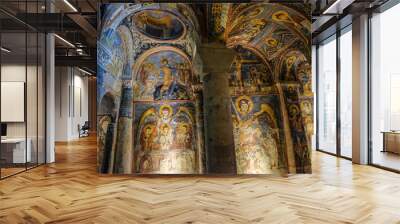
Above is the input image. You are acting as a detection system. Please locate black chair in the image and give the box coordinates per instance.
[79,121,90,138]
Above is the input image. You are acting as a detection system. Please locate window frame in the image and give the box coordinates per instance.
[315,24,353,160]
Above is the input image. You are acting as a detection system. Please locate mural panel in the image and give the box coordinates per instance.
[134,102,197,174]
[228,48,289,174]
[229,50,273,95]
[281,85,311,173]
[133,50,193,101]
[231,94,286,174]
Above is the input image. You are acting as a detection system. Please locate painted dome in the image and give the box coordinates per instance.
[133,10,185,40]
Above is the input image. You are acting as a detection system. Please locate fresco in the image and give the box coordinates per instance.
[130,48,200,174]
[282,85,311,173]
[98,3,202,175]
[98,3,312,175]
[229,49,289,174]
[134,102,197,174]
[224,3,312,174]
[231,95,286,174]
[133,50,193,101]
[279,50,307,82]
[133,10,185,40]
[226,4,311,62]
[229,49,273,95]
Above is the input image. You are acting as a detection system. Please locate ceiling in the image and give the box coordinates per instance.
[0,0,386,75]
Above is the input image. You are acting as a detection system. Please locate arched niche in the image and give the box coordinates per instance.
[131,47,200,174]
[132,46,194,101]
[228,46,274,95]
[277,50,312,173]
[116,25,134,69]
[98,92,117,173]
[228,48,289,174]
[99,92,117,118]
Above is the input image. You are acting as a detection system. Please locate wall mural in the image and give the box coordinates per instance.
[133,10,185,41]
[134,102,197,174]
[231,94,285,174]
[226,4,311,62]
[133,49,199,174]
[229,48,274,95]
[98,3,312,175]
[282,85,311,173]
[229,48,288,174]
[133,50,193,101]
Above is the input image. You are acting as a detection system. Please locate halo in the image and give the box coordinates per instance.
[247,6,263,18]
[161,57,169,64]
[286,55,297,67]
[177,122,190,132]
[178,122,189,128]
[288,104,299,117]
[235,96,253,115]
[159,105,173,117]
[143,124,156,131]
[272,11,290,22]
[160,123,171,130]
[264,37,278,47]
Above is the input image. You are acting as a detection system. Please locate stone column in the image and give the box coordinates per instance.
[113,63,133,174]
[194,88,205,174]
[200,43,236,174]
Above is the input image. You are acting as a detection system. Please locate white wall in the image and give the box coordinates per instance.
[1,65,26,139]
[1,63,46,164]
[1,65,39,138]
[55,66,69,141]
[55,67,89,141]
[72,73,89,138]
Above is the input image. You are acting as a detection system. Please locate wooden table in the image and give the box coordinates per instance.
[382,131,400,154]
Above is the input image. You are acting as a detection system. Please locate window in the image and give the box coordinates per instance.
[340,27,352,158]
[317,35,337,154]
[370,3,400,171]
[316,25,353,159]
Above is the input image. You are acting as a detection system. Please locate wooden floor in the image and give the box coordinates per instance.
[373,150,400,171]
[1,136,400,224]
[0,167,26,178]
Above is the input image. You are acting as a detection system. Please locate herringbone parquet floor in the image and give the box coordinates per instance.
[1,135,400,224]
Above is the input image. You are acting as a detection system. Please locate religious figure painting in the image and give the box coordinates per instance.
[134,102,197,174]
[229,48,274,96]
[279,51,308,82]
[258,26,298,61]
[281,85,311,173]
[229,57,273,95]
[231,95,285,174]
[134,50,193,101]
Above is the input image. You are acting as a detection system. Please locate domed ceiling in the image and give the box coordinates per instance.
[132,10,186,41]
